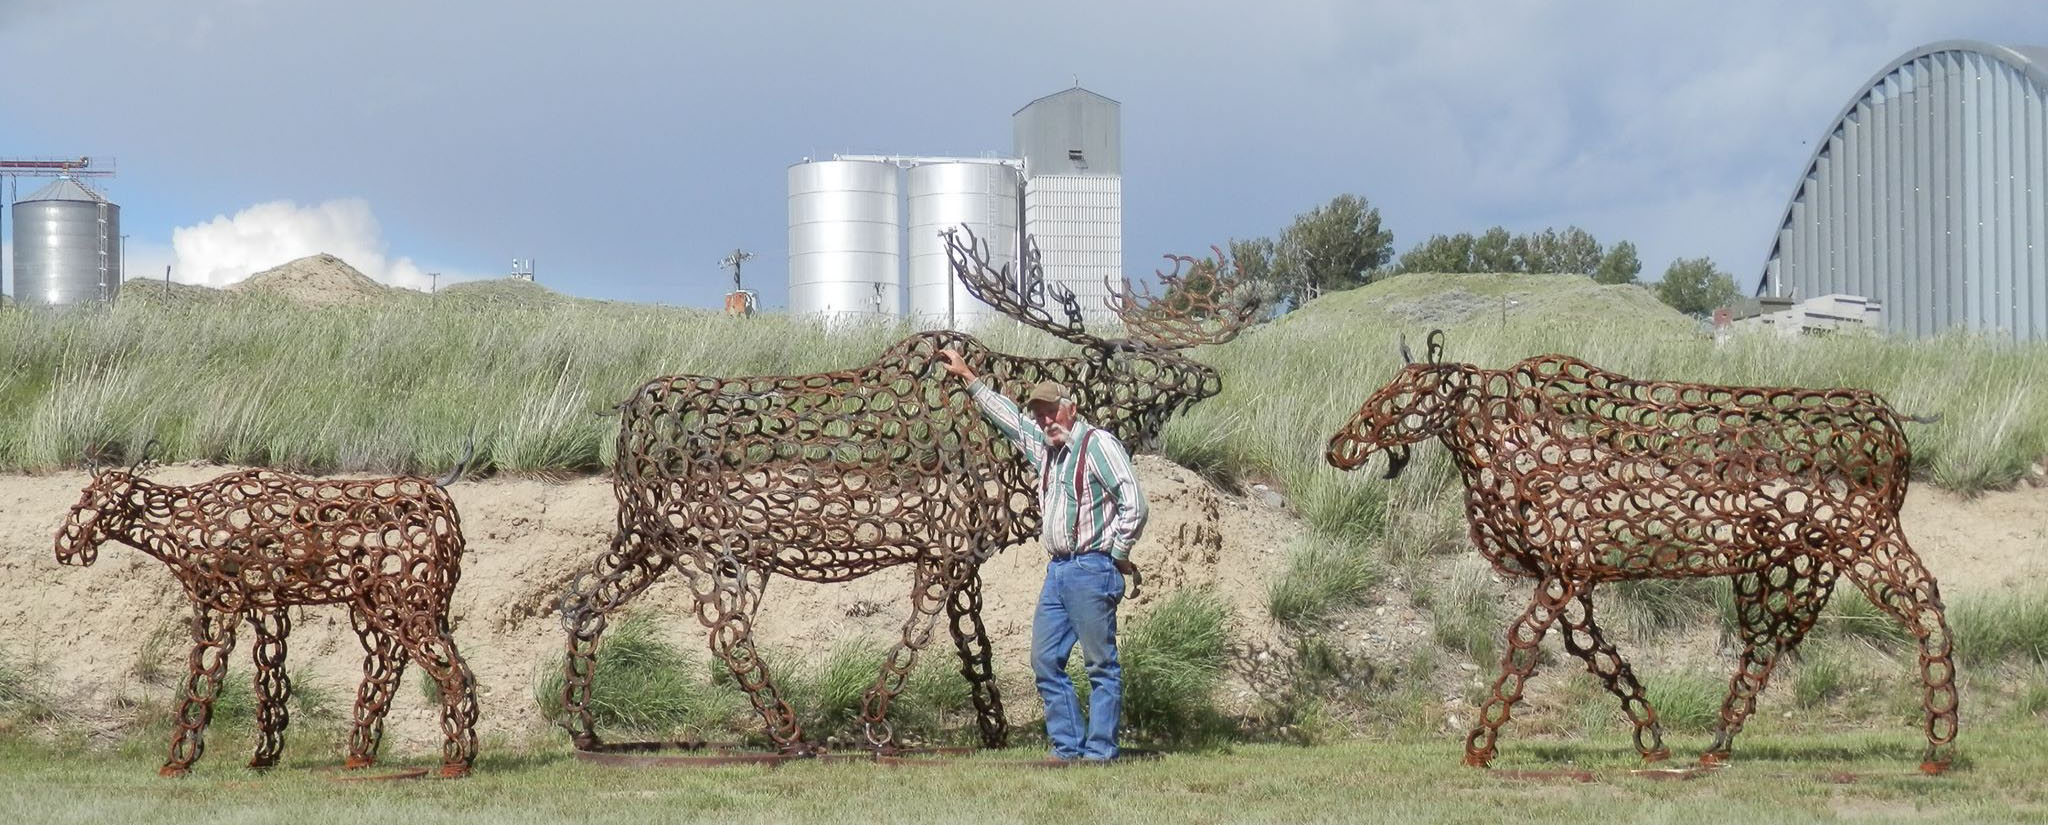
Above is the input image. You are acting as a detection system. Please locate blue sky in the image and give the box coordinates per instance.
[1,0,2040,308]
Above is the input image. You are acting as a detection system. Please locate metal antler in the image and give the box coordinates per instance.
[1104,247,1261,350]
[943,225,1099,346]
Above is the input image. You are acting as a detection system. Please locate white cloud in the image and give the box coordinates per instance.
[169,198,469,291]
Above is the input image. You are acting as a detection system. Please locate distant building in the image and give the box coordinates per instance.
[786,85,1127,329]
[1014,87,1123,325]
[1754,40,2048,339]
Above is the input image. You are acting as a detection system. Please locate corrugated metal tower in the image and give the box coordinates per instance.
[12,177,122,308]
[787,159,902,321]
[1015,87,1123,324]
[1756,40,2048,339]
[907,161,1021,329]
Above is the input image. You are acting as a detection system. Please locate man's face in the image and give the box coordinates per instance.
[1029,399,1077,447]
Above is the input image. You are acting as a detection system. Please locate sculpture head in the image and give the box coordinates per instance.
[55,440,159,566]
[943,226,1262,447]
[1325,330,1478,479]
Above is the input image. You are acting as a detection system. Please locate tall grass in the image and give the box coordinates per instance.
[1950,589,2048,665]
[0,648,55,728]
[758,640,971,745]
[1119,588,1233,745]
[0,300,1066,474]
[532,612,743,739]
[1267,535,1381,632]
[6,274,2043,496]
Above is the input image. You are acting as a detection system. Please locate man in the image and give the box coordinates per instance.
[938,349,1146,762]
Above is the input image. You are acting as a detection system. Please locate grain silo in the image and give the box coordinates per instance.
[12,178,121,308]
[1015,86,1122,324]
[787,159,901,321]
[907,161,1021,330]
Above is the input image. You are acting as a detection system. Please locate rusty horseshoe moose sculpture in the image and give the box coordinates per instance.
[53,441,481,778]
[1325,332,1956,774]
[556,227,1259,754]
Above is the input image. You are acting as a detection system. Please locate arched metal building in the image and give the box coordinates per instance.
[1755,40,2048,339]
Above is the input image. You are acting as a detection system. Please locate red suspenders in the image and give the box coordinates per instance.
[1038,428,1097,552]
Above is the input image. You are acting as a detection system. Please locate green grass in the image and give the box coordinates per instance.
[0,298,1066,474]
[8,272,2044,496]
[532,612,744,740]
[1949,588,2048,665]
[1266,536,1381,632]
[1604,578,1722,639]
[1160,273,2048,548]
[1791,645,1852,709]
[757,640,972,747]
[1640,670,1727,734]
[1119,588,1233,745]
[1430,558,1500,664]
[4,731,2047,824]
[0,649,56,730]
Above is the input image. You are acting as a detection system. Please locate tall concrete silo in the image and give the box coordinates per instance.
[13,178,121,308]
[907,161,1020,330]
[1015,87,1122,324]
[787,160,901,321]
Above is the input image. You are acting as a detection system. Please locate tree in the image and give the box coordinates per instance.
[1551,226,1603,275]
[1471,226,1518,272]
[1270,194,1395,307]
[1396,232,1477,273]
[1594,241,1642,285]
[1655,257,1739,316]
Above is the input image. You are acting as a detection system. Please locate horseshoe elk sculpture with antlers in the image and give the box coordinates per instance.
[555,227,1259,754]
[1325,332,1956,774]
[53,442,481,778]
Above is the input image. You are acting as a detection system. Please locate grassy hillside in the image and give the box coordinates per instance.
[1162,272,2048,540]
[5,271,2044,489]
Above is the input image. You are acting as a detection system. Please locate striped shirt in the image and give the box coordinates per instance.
[969,381,1148,561]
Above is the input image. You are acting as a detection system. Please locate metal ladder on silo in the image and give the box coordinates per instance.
[96,201,109,304]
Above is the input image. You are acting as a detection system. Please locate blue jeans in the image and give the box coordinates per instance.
[1033,553,1124,760]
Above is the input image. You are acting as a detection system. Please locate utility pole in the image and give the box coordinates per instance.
[719,248,753,292]
[720,248,757,317]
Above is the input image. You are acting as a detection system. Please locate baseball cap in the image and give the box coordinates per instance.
[1025,380,1067,407]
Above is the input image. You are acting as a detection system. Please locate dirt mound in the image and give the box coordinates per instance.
[0,455,1300,754]
[227,254,394,307]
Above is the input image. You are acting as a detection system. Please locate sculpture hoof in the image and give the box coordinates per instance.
[1919,760,1950,776]
[1698,752,1729,767]
[343,756,375,770]
[437,763,472,779]
[1642,748,1671,764]
[158,765,191,778]
[1463,751,1494,768]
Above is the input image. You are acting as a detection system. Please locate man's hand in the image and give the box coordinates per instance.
[1114,558,1142,600]
[938,349,976,382]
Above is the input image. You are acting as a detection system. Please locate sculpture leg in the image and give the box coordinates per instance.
[162,604,238,777]
[393,590,479,778]
[859,561,958,750]
[685,534,806,753]
[1703,555,1835,765]
[1464,577,1574,768]
[557,528,675,749]
[1845,526,1957,774]
[946,562,1008,748]
[246,607,294,769]
[1559,589,1665,762]
[344,608,407,769]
